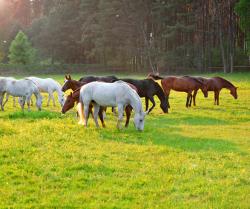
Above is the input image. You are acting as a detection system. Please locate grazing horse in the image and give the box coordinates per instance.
[79,75,118,83]
[26,77,65,107]
[149,74,208,107]
[195,76,238,105]
[0,78,43,111]
[79,81,147,131]
[62,75,135,127]
[62,88,106,127]
[121,78,168,113]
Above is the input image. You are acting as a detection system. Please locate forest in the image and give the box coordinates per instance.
[0,0,249,73]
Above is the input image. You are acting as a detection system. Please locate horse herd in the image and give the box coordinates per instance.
[0,74,238,131]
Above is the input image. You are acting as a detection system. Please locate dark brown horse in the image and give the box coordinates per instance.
[120,78,168,113]
[79,75,118,83]
[195,76,238,105]
[149,74,208,108]
[62,88,106,127]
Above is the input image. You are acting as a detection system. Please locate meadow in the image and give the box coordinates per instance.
[0,72,249,208]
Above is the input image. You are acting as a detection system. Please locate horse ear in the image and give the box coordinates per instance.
[65,75,68,80]
[68,75,71,80]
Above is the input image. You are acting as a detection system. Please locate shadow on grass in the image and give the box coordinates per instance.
[1,110,61,120]
[100,127,239,153]
[149,131,238,152]
[151,114,232,126]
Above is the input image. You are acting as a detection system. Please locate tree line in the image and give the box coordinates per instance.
[0,0,249,73]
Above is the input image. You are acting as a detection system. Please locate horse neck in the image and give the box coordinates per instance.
[55,85,64,98]
[71,81,82,91]
[72,90,80,102]
[218,78,235,90]
[155,84,166,103]
[128,90,143,114]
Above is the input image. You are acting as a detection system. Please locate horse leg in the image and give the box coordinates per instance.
[117,104,124,130]
[26,96,31,111]
[193,90,198,106]
[186,92,192,108]
[47,92,51,106]
[112,107,117,115]
[186,93,189,108]
[51,92,56,107]
[89,103,94,119]
[3,93,9,107]
[214,92,217,105]
[125,105,132,128]
[30,97,33,106]
[166,94,170,108]
[145,97,149,111]
[99,107,106,128]
[217,91,220,105]
[93,104,100,128]
[83,103,90,127]
[189,94,192,107]
[102,107,107,119]
[48,91,56,107]
[163,89,171,108]
[148,96,156,113]
[0,93,5,111]
[77,102,85,125]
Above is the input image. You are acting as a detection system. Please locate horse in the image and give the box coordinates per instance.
[121,78,168,113]
[194,76,238,105]
[79,81,147,131]
[62,75,135,127]
[78,75,118,83]
[149,74,208,107]
[0,77,16,107]
[26,77,65,107]
[0,78,43,111]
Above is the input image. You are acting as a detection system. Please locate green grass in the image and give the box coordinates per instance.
[0,72,249,208]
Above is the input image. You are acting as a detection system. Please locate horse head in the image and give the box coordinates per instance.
[134,110,148,131]
[230,86,238,99]
[62,92,76,114]
[36,94,43,111]
[160,101,168,113]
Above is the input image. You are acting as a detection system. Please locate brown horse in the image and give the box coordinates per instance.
[195,76,238,105]
[149,74,208,107]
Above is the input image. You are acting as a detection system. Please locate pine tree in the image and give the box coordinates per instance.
[8,31,36,64]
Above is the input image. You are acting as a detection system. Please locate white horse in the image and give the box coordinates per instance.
[79,81,148,131]
[26,77,65,107]
[0,77,17,107]
[0,78,43,111]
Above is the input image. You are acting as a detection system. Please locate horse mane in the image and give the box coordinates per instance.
[183,76,204,85]
[213,77,236,88]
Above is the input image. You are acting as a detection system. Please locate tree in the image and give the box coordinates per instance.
[8,31,36,64]
[235,0,250,58]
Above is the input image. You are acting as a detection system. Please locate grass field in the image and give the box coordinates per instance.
[0,72,249,208]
